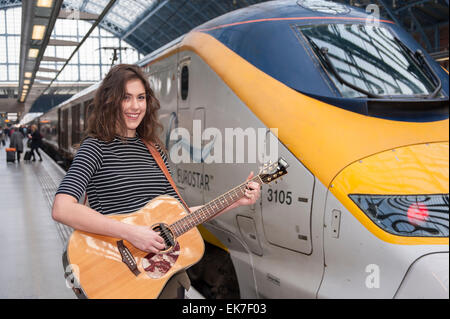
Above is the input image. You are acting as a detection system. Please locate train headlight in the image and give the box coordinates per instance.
[349,194,449,237]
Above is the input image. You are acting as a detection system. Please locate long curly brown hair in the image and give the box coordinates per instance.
[85,64,163,146]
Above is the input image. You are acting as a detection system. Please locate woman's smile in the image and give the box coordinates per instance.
[121,79,147,137]
[124,112,141,120]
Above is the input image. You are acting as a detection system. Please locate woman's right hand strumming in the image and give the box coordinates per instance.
[124,225,166,254]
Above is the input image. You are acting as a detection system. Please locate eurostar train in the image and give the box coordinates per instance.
[32,0,449,298]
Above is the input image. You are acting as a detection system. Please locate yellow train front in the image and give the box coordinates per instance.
[139,0,449,298]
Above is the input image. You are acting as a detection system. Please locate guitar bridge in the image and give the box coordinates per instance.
[117,240,141,276]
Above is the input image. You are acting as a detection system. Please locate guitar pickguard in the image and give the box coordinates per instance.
[142,243,180,279]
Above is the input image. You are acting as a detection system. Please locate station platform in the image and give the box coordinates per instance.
[0,139,75,299]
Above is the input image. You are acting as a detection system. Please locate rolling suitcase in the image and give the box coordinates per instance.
[6,147,16,163]
[24,150,32,161]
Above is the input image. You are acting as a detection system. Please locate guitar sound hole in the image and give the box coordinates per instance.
[152,223,176,251]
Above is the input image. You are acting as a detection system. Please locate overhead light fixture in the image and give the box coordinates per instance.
[436,57,449,62]
[24,79,30,84]
[23,85,29,89]
[28,48,39,58]
[25,72,32,78]
[32,25,46,40]
[37,0,53,8]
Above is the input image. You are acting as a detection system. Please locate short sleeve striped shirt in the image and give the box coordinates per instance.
[56,136,180,215]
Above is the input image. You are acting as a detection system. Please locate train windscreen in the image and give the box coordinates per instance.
[299,24,438,98]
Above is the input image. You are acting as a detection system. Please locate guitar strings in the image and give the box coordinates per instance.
[170,175,263,236]
[156,225,174,249]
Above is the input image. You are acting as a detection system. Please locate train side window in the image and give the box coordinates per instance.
[181,65,189,100]
[84,99,93,130]
[72,104,80,145]
[62,109,69,150]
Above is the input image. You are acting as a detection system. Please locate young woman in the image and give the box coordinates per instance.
[52,64,260,299]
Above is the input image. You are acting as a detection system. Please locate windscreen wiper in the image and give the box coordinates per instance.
[415,49,442,99]
[318,46,383,99]
[305,34,382,98]
[394,37,442,99]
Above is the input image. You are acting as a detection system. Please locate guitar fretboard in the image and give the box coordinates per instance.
[170,176,262,237]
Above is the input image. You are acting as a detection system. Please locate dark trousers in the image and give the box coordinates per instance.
[31,146,42,160]
[158,271,190,299]
[16,150,22,162]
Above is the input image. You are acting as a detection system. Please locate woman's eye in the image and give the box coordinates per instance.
[124,96,131,101]
[138,95,145,100]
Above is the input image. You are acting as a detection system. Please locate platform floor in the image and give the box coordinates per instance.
[0,139,75,299]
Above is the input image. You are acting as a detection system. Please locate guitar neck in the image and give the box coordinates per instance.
[170,176,263,237]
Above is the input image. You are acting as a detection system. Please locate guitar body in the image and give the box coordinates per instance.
[65,195,205,299]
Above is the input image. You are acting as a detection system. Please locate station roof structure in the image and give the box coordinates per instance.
[0,0,448,123]
[338,0,449,59]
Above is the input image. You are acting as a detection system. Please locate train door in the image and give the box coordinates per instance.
[254,130,326,298]
[175,54,205,206]
[260,130,314,255]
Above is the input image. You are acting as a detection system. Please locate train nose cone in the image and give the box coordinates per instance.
[329,142,449,244]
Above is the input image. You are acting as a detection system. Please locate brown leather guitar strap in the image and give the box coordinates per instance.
[142,140,190,213]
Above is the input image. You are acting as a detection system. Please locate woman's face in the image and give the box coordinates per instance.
[121,79,147,137]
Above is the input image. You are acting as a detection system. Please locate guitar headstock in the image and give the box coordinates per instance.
[259,157,289,184]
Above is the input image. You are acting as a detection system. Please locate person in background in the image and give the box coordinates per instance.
[10,126,24,162]
[0,126,5,147]
[28,124,43,161]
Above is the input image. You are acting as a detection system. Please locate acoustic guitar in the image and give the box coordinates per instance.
[63,158,289,299]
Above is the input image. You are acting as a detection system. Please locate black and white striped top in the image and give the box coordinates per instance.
[56,136,179,215]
